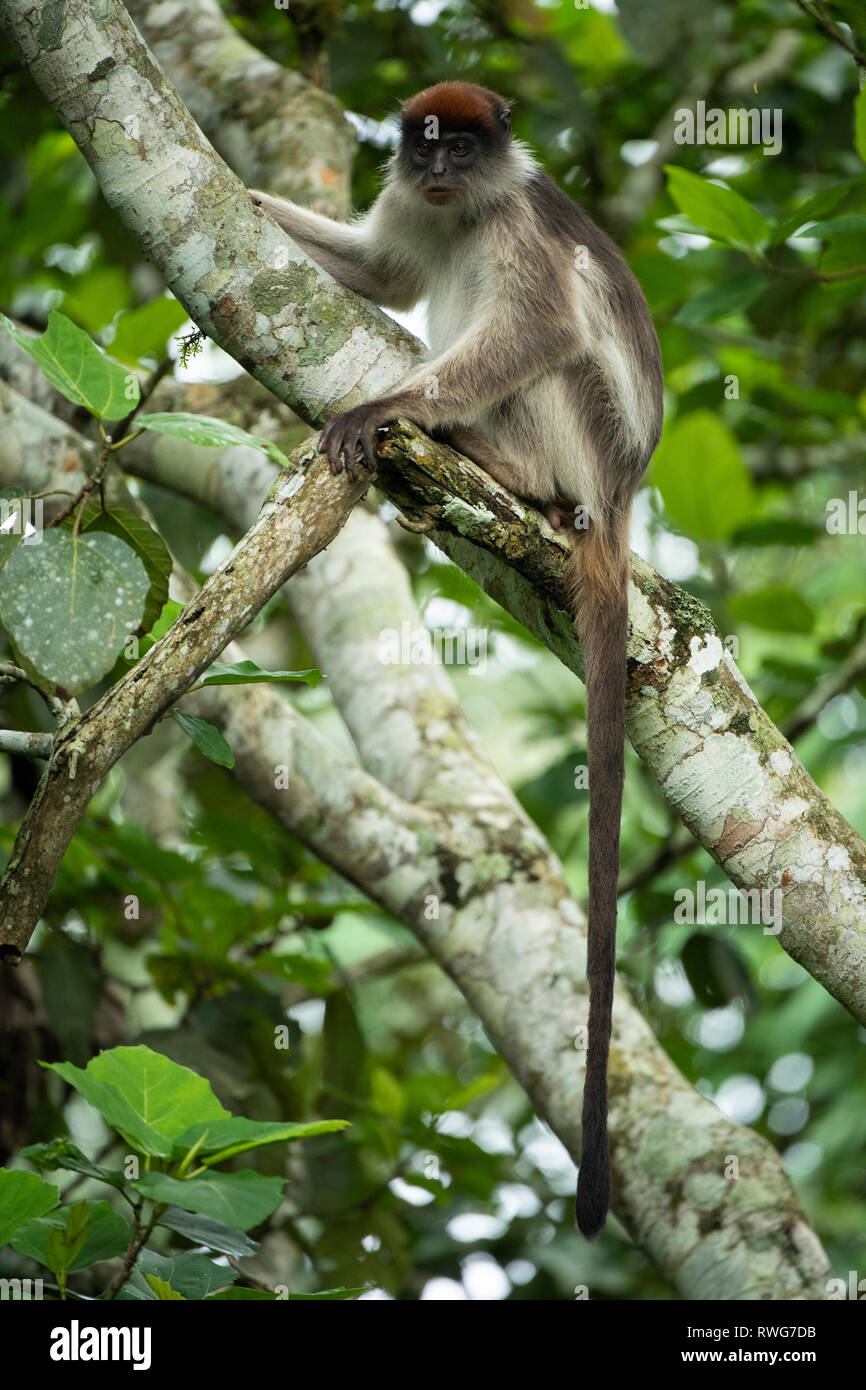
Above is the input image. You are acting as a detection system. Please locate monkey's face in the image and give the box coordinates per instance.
[397,85,512,209]
[398,128,502,206]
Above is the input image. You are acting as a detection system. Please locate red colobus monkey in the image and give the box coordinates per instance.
[251,82,663,1239]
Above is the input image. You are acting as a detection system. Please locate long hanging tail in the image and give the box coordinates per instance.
[567,510,631,1240]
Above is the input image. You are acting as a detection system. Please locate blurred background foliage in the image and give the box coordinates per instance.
[0,0,865,1300]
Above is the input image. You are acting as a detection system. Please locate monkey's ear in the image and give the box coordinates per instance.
[500,107,512,135]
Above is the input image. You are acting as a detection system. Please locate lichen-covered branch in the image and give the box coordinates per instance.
[186,511,830,1298]
[125,0,355,217]
[0,0,419,431]
[370,425,866,1028]
[3,368,864,1022]
[0,370,834,1293]
[0,436,371,959]
[2,0,864,1015]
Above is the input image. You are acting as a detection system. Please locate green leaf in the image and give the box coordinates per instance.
[833,0,866,30]
[110,296,188,367]
[146,1274,186,1300]
[856,87,866,164]
[45,1045,230,1158]
[61,268,130,337]
[0,530,150,692]
[20,1140,126,1191]
[172,710,235,769]
[201,660,323,689]
[674,273,765,326]
[681,933,755,1009]
[156,1207,259,1257]
[0,310,139,419]
[727,586,815,634]
[174,1117,350,1165]
[0,1169,59,1246]
[132,1170,285,1231]
[731,518,822,547]
[136,597,185,656]
[798,216,866,240]
[11,1201,128,1272]
[43,1201,91,1275]
[771,179,862,245]
[665,166,770,251]
[138,412,289,468]
[652,411,755,539]
[69,502,172,634]
[137,1250,235,1299]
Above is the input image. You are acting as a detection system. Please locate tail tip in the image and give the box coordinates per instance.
[575,1178,609,1241]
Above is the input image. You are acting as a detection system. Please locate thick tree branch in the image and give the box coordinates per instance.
[3,368,865,1021]
[0,369,833,1292]
[185,510,830,1297]
[125,0,356,217]
[2,0,864,1015]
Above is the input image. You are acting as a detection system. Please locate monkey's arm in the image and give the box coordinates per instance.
[319,281,574,476]
[249,192,423,311]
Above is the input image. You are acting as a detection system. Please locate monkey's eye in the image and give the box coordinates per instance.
[415,142,431,156]
[452,141,470,156]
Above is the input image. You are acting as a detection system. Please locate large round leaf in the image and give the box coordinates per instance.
[651,411,755,540]
[0,529,149,691]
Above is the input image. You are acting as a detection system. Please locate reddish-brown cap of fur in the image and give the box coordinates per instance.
[401,82,508,133]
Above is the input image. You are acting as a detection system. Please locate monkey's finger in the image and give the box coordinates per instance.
[319,430,343,475]
[360,425,379,469]
[319,424,344,474]
[343,427,364,478]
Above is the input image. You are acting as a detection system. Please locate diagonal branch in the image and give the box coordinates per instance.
[1,0,865,1020]
[0,433,371,959]
[185,509,831,1297]
[0,366,833,1294]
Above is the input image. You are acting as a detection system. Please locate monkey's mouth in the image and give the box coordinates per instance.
[422,187,460,205]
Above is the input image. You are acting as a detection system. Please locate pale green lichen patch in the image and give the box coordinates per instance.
[249,264,318,315]
[683,1168,729,1211]
[442,498,497,533]
[297,294,353,365]
[90,117,143,161]
[461,853,513,888]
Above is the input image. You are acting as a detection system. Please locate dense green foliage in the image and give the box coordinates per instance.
[0,0,864,1300]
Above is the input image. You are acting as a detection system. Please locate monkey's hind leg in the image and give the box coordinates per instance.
[434,425,520,491]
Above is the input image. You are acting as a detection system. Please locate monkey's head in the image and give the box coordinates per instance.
[397,82,512,208]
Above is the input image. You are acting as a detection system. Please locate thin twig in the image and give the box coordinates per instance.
[104,1201,164,1300]
[0,662,79,724]
[111,355,172,443]
[46,436,113,530]
[785,629,866,743]
[792,0,866,71]
[773,262,866,282]
[0,730,53,758]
